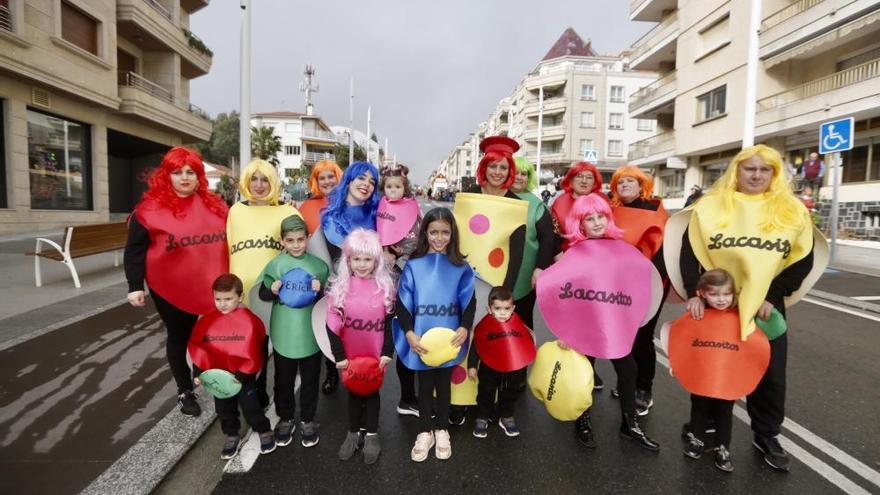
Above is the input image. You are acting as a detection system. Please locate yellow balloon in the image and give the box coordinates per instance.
[419,327,461,367]
[528,341,593,421]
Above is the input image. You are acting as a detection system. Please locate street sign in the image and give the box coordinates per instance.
[819,117,854,154]
[583,148,598,162]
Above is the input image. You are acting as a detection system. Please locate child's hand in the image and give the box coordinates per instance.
[379,356,392,369]
[406,331,428,355]
[451,326,468,347]
[531,268,543,288]
[271,280,282,295]
[311,279,321,292]
[755,301,773,321]
[556,340,571,350]
[468,368,478,380]
[336,359,349,370]
[127,291,145,307]
[193,376,201,386]
[382,250,397,266]
[687,297,705,320]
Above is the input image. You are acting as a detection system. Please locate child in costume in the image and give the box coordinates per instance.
[394,207,476,462]
[188,274,275,459]
[468,286,535,438]
[325,229,395,464]
[257,215,330,448]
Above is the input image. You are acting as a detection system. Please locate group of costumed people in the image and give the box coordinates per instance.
[123,139,826,472]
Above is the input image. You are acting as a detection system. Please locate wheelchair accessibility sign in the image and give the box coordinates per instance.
[819,117,854,154]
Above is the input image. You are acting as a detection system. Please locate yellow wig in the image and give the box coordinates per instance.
[238,159,282,204]
[308,160,343,198]
[609,165,654,206]
[702,144,806,232]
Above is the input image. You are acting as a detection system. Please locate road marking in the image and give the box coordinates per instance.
[853,296,880,301]
[655,343,878,493]
[802,297,880,322]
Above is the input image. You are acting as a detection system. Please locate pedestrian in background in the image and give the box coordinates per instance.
[801,152,825,199]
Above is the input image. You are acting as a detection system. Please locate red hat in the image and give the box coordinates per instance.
[479,136,520,156]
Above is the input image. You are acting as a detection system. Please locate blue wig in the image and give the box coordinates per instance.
[321,161,380,238]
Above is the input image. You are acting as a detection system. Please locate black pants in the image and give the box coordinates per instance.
[691,394,734,447]
[151,291,197,394]
[632,283,671,393]
[514,289,537,329]
[347,391,380,433]
[215,381,271,436]
[396,357,417,403]
[417,367,453,432]
[273,351,322,422]
[589,354,637,416]
[476,364,526,420]
[255,340,270,407]
[747,332,787,438]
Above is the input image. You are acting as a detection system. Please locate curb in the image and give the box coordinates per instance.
[806,289,880,315]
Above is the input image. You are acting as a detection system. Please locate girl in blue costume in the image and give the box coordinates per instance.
[394,207,476,462]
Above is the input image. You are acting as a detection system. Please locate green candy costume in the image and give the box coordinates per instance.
[260,251,330,359]
[513,191,549,300]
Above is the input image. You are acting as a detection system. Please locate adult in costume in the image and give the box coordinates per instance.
[666,144,827,471]
[551,161,607,252]
[124,147,229,417]
[609,165,669,415]
[299,159,343,235]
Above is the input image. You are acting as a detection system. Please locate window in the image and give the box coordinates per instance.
[28,109,92,210]
[661,171,685,198]
[842,145,869,184]
[637,119,654,131]
[696,85,726,122]
[608,113,624,130]
[609,86,625,103]
[579,112,595,128]
[284,145,301,156]
[1,0,13,33]
[580,84,596,101]
[61,1,98,55]
[608,140,624,157]
[579,139,594,154]
[284,123,299,133]
[697,13,730,60]
[0,99,5,208]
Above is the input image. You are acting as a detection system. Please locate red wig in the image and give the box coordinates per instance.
[308,159,343,198]
[476,151,516,190]
[142,146,228,218]
[560,161,603,195]
[609,165,654,206]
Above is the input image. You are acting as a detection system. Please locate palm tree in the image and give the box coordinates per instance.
[251,125,282,166]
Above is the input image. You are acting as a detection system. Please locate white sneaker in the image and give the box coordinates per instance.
[411,432,434,462]
[434,429,451,460]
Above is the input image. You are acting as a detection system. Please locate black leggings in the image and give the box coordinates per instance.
[347,391,381,433]
[589,354,637,416]
[417,367,453,432]
[514,290,537,329]
[691,395,734,447]
[631,283,671,393]
[274,351,322,422]
[215,381,271,436]
[396,357,417,403]
[151,291,197,394]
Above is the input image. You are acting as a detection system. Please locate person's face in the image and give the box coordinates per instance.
[350,253,376,278]
[347,173,376,205]
[317,169,338,197]
[571,171,596,196]
[616,176,641,203]
[736,155,774,195]
[488,298,515,323]
[170,165,198,197]
[485,159,510,189]
[581,212,608,238]
[281,230,307,257]
[700,284,735,311]
[213,289,241,314]
[809,152,819,161]
[426,219,452,254]
[384,176,405,201]
[511,169,529,193]
[248,171,271,200]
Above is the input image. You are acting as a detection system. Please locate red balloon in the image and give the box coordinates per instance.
[341,356,385,396]
[473,313,536,372]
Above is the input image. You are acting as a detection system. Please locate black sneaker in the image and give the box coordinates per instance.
[473,419,489,439]
[177,391,201,417]
[322,369,339,394]
[274,419,296,447]
[610,387,619,398]
[300,421,320,448]
[259,431,276,455]
[593,372,604,391]
[575,410,596,448]
[220,435,240,460]
[683,433,704,459]
[753,435,791,472]
[682,422,715,439]
[396,400,419,417]
[448,406,466,426]
[635,389,653,416]
[499,417,520,437]
[715,445,734,472]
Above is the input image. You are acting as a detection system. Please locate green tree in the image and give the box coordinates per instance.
[194,111,239,165]
[251,125,282,166]
[333,142,366,168]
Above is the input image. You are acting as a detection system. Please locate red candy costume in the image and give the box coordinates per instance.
[611,200,668,259]
[473,313,536,372]
[188,308,266,375]
[299,197,327,236]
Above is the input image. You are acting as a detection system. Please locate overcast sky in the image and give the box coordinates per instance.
[190,1,651,183]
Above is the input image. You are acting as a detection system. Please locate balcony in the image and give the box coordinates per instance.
[756,58,880,136]
[301,151,335,165]
[628,130,675,166]
[523,123,567,142]
[117,71,212,141]
[1,4,13,32]
[180,0,210,13]
[630,0,678,21]
[525,151,568,164]
[629,10,679,70]
[523,96,567,117]
[116,0,212,77]
[629,70,677,118]
[760,0,880,65]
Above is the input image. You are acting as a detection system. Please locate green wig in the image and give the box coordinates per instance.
[514,156,538,192]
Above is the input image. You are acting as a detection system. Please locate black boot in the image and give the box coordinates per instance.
[575,410,596,448]
[620,413,660,451]
[322,360,339,394]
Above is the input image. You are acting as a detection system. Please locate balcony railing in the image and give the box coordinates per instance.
[629,71,677,113]
[628,130,675,160]
[302,129,337,141]
[630,10,679,62]
[302,152,335,163]
[761,0,824,31]
[1,4,13,32]
[118,71,210,120]
[757,58,880,111]
[145,0,173,21]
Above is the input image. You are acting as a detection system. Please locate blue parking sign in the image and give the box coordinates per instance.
[819,117,854,154]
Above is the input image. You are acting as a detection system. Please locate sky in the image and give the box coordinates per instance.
[190,1,651,184]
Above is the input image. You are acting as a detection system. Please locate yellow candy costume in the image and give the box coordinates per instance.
[453,192,527,288]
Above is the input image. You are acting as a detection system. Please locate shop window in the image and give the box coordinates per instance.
[871,143,880,181]
[27,108,92,210]
[61,1,98,55]
[842,145,868,183]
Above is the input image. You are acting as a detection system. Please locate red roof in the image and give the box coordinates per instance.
[542,28,598,60]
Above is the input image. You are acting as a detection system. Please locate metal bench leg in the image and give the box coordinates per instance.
[34,254,42,287]
[114,250,120,267]
[64,254,82,289]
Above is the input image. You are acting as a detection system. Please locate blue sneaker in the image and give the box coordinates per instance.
[499,417,520,437]
[259,431,276,454]
[220,435,240,460]
[473,419,489,439]
[274,419,295,447]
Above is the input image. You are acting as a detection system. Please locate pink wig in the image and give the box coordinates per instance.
[142,147,228,219]
[564,193,623,245]
[328,228,396,312]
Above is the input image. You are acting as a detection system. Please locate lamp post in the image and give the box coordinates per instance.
[239,0,251,169]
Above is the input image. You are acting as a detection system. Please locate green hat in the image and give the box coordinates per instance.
[281,214,307,234]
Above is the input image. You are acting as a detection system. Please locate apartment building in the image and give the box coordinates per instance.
[249,111,337,178]
[627,0,880,238]
[441,128,483,191]
[0,0,213,234]
[330,126,381,166]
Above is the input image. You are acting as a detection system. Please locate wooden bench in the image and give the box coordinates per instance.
[25,221,128,288]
